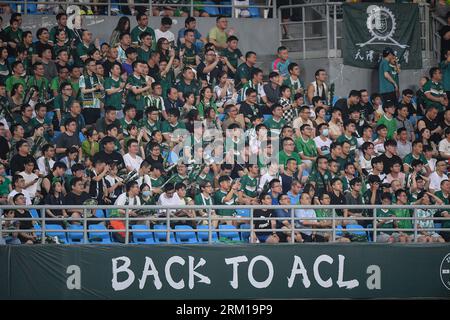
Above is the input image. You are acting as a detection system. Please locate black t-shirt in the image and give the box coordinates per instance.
[330,191,346,216]
[419,116,442,144]
[44,194,64,217]
[197,61,223,86]
[15,209,33,243]
[334,98,351,120]
[56,132,81,152]
[64,191,90,206]
[280,173,294,194]
[253,209,273,236]
[357,102,374,121]
[145,155,164,168]
[378,153,402,175]
[0,136,10,160]
[93,150,125,169]
[9,154,37,175]
[88,170,105,202]
[239,101,263,120]
[439,25,450,61]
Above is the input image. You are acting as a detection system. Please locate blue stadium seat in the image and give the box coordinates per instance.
[240,223,251,242]
[131,225,155,244]
[153,224,175,243]
[235,209,250,217]
[346,224,367,237]
[220,0,232,17]
[95,209,105,218]
[33,223,42,238]
[30,209,40,219]
[248,5,261,18]
[88,224,112,243]
[336,225,344,237]
[174,225,198,243]
[434,223,442,230]
[45,224,68,244]
[196,225,219,242]
[203,1,221,16]
[67,224,85,244]
[219,224,241,241]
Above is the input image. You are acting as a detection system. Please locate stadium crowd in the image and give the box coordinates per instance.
[0,10,449,245]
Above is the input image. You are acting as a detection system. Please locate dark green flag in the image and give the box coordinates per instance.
[343,3,422,69]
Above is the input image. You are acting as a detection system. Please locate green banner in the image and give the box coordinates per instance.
[342,3,422,69]
[1,244,450,299]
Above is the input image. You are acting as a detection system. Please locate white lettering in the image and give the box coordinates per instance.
[189,257,211,289]
[66,265,81,290]
[225,256,248,289]
[165,256,185,290]
[313,255,333,288]
[287,256,311,288]
[139,257,162,290]
[337,255,359,289]
[366,265,381,290]
[112,256,135,291]
[247,256,274,289]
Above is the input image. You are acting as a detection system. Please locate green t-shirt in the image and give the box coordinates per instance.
[378,58,398,94]
[131,26,156,49]
[161,121,186,134]
[26,76,50,101]
[278,150,302,168]
[393,208,413,232]
[49,26,75,45]
[213,189,237,216]
[0,176,11,196]
[14,116,34,138]
[194,193,213,206]
[137,47,153,63]
[377,114,397,140]
[176,79,200,99]
[283,76,304,101]
[50,76,65,95]
[126,74,146,111]
[5,75,26,95]
[138,118,161,136]
[196,100,218,119]
[235,62,254,89]
[296,137,318,158]
[240,174,258,198]
[403,153,428,168]
[220,48,243,76]
[104,76,124,110]
[377,208,395,235]
[81,140,99,158]
[180,44,198,67]
[119,118,138,136]
[336,134,358,156]
[74,42,96,67]
[422,80,446,112]
[53,95,74,115]
[264,117,286,136]
[308,169,332,194]
[4,26,22,47]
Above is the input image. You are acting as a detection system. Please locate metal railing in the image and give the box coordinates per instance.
[1,205,449,245]
[431,13,447,62]
[278,2,431,59]
[0,0,278,18]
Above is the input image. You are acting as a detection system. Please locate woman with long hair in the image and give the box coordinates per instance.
[214,70,237,109]
[419,128,439,157]
[197,86,220,119]
[110,16,130,47]
[8,83,24,117]
[156,37,171,63]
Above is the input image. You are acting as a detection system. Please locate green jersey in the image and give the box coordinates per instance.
[264,117,286,136]
[440,60,450,91]
[296,137,318,158]
[283,76,304,102]
[161,121,186,134]
[403,153,428,168]
[131,26,156,48]
[376,208,395,235]
[139,119,161,136]
[393,208,413,233]
[119,118,138,136]
[235,62,254,89]
[240,174,258,198]
[74,42,96,67]
[213,189,237,216]
[26,76,50,101]
[378,58,398,94]
[278,150,302,168]
[5,75,26,95]
[49,26,75,45]
[220,48,243,76]
[422,79,446,112]
[137,47,153,63]
[196,100,218,119]
[308,169,332,194]
[194,193,213,206]
[104,76,124,110]
[126,74,146,111]
[377,114,397,140]
[180,44,199,67]
[176,79,200,99]
[53,95,74,115]
[13,116,34,138]
[336,134,358,156]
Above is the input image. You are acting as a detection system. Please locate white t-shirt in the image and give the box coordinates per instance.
[8,189,32,205]
[114,193,141,206]
[439,138,450,158]
[313,136,332,156]
[155,29,175,43]
[429,172,449,192]
[123,153,143,172]
[157,192,184,216]
[36,157,55,176]
[359,154,374,173]
[19,171,39,198]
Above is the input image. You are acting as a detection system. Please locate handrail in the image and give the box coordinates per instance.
[1,0,278,18]
[1,204,449,245]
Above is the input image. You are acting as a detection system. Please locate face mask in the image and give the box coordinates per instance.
[142,191,151,197]
[322,129,329,137]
